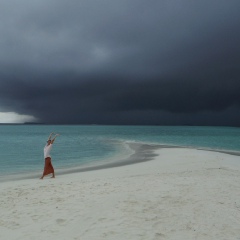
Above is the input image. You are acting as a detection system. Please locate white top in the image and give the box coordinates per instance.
[44,144,53,158]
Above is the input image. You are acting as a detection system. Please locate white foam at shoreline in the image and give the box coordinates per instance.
[1,147,240,239]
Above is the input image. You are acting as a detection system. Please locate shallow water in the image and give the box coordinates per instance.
[0,125,240,178]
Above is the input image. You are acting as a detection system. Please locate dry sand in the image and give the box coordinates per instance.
[1,148,240,240]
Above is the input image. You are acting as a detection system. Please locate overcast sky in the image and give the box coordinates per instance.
[0,0,240,125]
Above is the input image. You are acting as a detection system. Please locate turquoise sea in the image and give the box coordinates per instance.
[0,125,240,180]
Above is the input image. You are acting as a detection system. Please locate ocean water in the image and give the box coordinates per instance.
[0,125,240,179]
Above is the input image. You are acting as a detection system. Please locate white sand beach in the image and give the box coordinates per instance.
[1,148,240,240]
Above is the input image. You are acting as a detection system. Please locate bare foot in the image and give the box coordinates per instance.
[40,177,43,179]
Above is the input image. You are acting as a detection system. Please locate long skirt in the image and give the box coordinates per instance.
[42,157,54,176]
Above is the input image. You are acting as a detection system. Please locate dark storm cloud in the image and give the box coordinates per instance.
[0,0,240,125]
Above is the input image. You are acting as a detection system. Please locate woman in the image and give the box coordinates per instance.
[40,132,60,179]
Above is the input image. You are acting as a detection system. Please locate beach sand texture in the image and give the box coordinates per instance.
[1,148,240,240]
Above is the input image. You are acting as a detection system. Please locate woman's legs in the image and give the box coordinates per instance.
[40,157,55,179]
